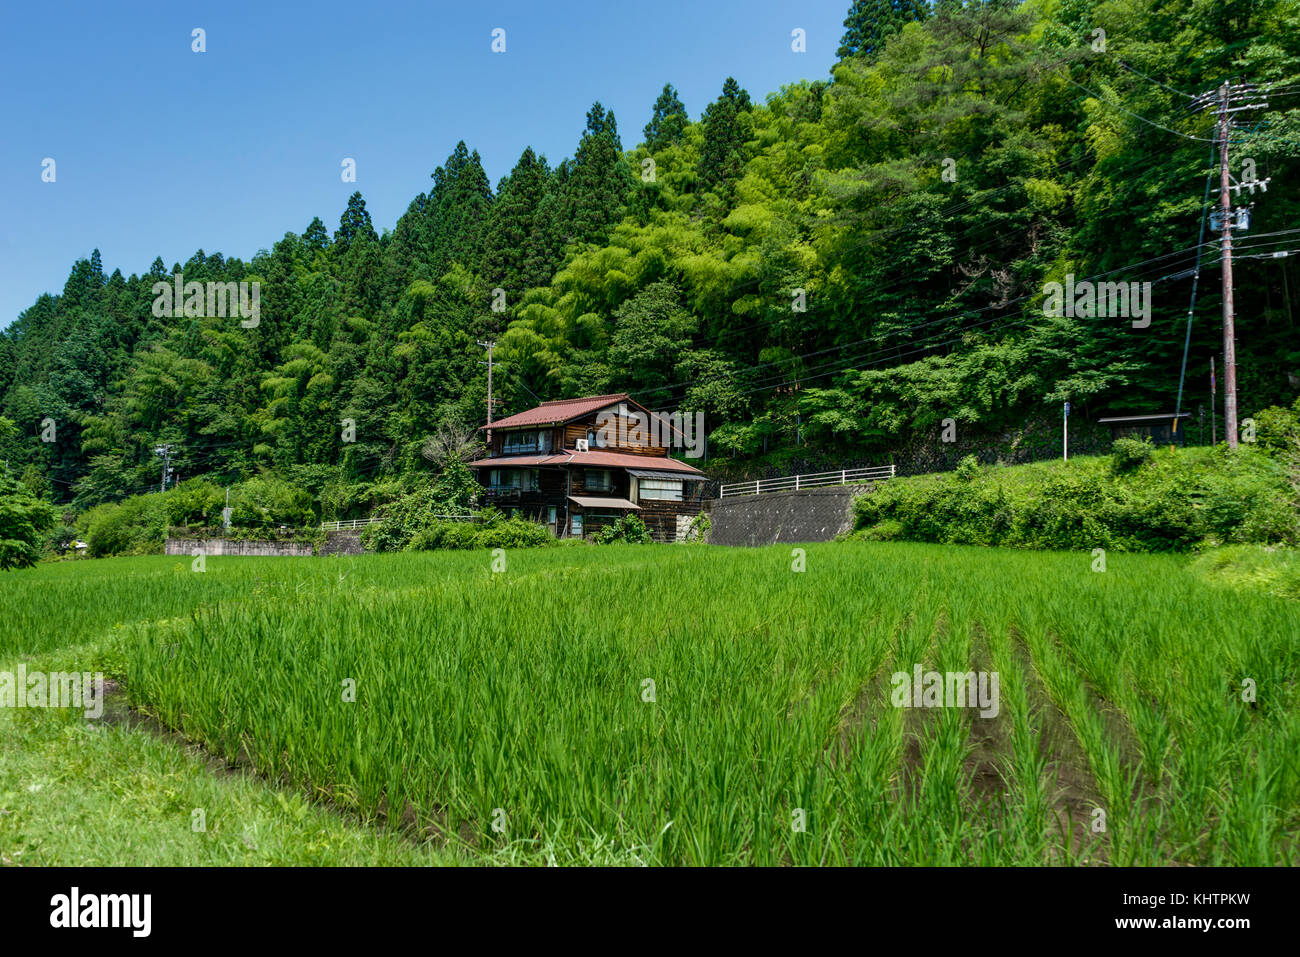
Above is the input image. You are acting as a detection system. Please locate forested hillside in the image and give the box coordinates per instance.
[3,0,1299,513]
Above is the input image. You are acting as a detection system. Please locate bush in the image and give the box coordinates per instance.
[362,462,483,552]
[81,494,169,557]
[405,516,553,551]
[595,514,653,544]
[851,446,1299,553]
[1251,399,1300,455]
[955,454,981,482]
[858,518,905,541]
[1111,437,1155,473]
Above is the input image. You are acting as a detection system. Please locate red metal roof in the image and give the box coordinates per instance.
[469,448,705,475]
[482,393,631,431]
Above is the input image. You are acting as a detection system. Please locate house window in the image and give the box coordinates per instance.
[639,478,682,501]
[488,468,540,492]
[586,468,613,492]
[547,506,557,528]
[504,430,549,454]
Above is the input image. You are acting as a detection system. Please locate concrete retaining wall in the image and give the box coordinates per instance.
[708,486,863,547]
[164,538,315,557]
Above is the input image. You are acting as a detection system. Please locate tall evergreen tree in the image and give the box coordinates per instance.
[334,192,378,255]
[302,217,331,255]
[558,104,634,248]
[837,0,930,59]
[482,147,552,295]
[426,141,494,277]
[643,83,688,152]
[697,78,752,198]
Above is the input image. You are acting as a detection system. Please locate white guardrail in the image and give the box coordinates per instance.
[718,465,896,499]
[321,514,480,530]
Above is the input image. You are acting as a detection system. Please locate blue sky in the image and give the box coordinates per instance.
[0,0,850,329]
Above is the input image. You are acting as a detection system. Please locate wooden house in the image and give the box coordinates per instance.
[468,393,710,541]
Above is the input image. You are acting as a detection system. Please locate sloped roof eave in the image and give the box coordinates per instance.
[468,450,704,474]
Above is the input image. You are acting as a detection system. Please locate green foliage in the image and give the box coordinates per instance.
[361,461,483,552]
[1111,437,1156,473]
[683,511,712,543]
[837,0,930,59]
[0,475,58,570]
[80,495,168,558]
[165,478,226,526]
[1252,398,1300,456]
[406,515,553,551]
[334,191,378,254]
[643,83,688,153]
[595,513,652,544]
[697,77,752,200]
[854,447,1300,552]
[955,454,980,482]
[229,475,315,529]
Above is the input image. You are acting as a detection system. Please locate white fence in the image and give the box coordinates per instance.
[321,514,480,531]
[718,465,896,499]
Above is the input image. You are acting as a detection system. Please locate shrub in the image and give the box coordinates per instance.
[81,495,168,557]
[1251,399,1300,455]
[851,446,1299,553]
[859,518,905,541]
[1111,437,1155,473]
[595,514,653,544]
[362,463,483,552]
[405,516,553,551]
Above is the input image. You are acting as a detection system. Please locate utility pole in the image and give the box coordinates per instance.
[1192,79,1267,451]
[476,339,495,444]
[153,444,173,494]
[1210,358,1216,445]
[1217,82,1239,451]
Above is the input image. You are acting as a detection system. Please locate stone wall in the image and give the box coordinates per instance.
[708,486,860,547]
[320,530,364,556]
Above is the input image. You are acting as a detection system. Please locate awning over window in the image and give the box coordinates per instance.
[568,496,640,510]
[624,468,706,481]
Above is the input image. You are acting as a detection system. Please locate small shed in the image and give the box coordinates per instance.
[1097,412,1193,447]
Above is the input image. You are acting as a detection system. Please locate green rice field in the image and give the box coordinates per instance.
[2,543,1297,865]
